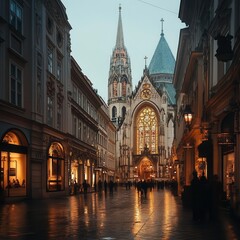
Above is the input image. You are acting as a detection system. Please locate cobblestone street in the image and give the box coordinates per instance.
[0,187,239,240]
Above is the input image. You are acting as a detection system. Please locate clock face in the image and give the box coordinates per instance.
[141,89,151,99]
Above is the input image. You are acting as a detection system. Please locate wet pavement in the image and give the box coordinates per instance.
[0,187,240,240]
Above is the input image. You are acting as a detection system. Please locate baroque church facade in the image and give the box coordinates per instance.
[108,6,176,182]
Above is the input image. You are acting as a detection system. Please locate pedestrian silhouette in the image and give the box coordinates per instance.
[190,170,200,221]
[199,172,209,222]
[141,180,148,199]
[104,180,108,193]
[109,180,114,194]
[82,179,88,194]
[98,179,102,192]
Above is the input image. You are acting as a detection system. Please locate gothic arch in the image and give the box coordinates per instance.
[139,157,154,180]
[112,106,117,119]
[133,104,160,155]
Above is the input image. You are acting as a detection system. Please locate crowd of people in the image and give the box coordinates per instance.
[69,178,179,197]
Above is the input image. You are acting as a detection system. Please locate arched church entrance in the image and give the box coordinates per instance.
[139,157,154,180]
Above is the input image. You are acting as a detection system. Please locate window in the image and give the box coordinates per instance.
[47,96,53,126]
[112,106,117,120]
[57,106,62,130]
[10,0,23,33]
[78,90,82,106]
[47,143,64,191]
[73,84,77,102]
[11,34,22,54]
[73,115,77,137]
[122,106,126,119]
[47,47,53,73]
[78,120,82,140]
[10,63,22,107]
[57,59,62,82]
[136,107,158,154]
[46,16,53,34]
[1,132,27,197]
[113,80,117,97]
[122,78,127,96]
[56,30,63,48]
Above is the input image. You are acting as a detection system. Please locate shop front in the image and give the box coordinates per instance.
[70,152,95,193]
[217,112,236,204]
[0,130,28,200]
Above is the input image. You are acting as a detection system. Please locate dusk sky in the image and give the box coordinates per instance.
[61,0,186,102]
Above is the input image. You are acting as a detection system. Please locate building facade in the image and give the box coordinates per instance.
[0,0,72,199]
[108,7,176,183]
[174,0,240,216]
[0,0,116,201]
[95,100,116,187]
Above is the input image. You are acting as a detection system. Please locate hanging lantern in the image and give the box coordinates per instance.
[183,105,193,127]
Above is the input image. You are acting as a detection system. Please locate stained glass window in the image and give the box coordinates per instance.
[136,107,158,154]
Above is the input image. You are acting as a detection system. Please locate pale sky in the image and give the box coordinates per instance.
[61,0,186,102]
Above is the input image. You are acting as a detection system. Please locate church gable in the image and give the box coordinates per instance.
[133,75,163,102]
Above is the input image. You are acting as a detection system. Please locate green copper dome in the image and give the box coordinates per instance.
[149,33,175,75]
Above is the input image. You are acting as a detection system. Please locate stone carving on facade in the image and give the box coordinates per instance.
[57,85,64,106]
[47,77,55,98]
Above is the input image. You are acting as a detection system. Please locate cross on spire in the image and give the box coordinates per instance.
[144,56,148,68]
[161,18,164,36]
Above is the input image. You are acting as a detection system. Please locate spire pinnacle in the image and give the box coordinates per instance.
[161,18,164,36]
[144,56,148,68]
[116,4,124,48]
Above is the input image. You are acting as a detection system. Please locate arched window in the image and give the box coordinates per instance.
[47,142,64,191]
[113,80,117,97]
[136,107,158,154]
[112,106,117,120]
[122,80,127,96]
[122,106,126,119]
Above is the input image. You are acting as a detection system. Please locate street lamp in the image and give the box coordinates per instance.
[183,105,193,127]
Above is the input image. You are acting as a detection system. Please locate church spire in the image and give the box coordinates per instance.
[108,5,132,127]
[116,4,124,49]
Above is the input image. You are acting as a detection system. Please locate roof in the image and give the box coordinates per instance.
[148,33,175,75]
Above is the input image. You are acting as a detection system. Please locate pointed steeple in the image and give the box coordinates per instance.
[149,19,175,75]
[108,5,132,127]
[148,19,176,105]
[116,4,124,49]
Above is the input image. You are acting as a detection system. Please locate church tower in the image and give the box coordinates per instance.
[112,17,176,182]
[148,19,176,106]
[108,5,132,127]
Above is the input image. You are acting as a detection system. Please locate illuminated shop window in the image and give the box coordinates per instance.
[1,132,27,197]
[136,107,158,154]
[47,142,64,191]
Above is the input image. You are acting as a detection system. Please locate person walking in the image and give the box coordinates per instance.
[190,170,200,221]
[98,179,102,192]
[104,180,108,193]
[141,180,148,199]
[82,179,88,194]
[199,172,209,222]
